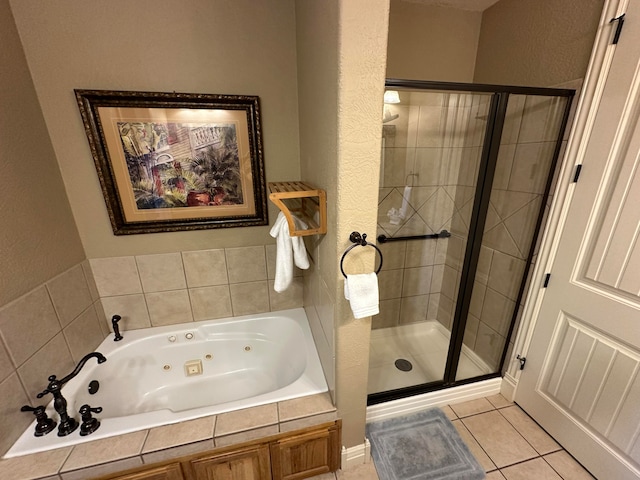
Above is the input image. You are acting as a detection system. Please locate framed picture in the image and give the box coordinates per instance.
[75,89,268,235]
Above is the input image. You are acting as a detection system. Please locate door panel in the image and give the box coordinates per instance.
[515,2,640,479]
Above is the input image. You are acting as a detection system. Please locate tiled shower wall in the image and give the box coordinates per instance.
[375,91,487,330]
[0,244,303,456]
[375,90,571,373]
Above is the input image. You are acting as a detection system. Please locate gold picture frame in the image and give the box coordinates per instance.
[75,89,268,235]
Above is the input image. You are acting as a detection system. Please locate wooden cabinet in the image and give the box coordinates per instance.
[95,420,340,480]
[187,444,271,480]
[105,463,184,480]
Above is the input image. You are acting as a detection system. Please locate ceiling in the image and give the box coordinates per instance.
[400,0,501,12]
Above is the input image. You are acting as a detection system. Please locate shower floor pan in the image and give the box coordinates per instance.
[368,320,491,395]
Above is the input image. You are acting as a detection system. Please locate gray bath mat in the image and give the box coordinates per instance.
[366,408,485,480]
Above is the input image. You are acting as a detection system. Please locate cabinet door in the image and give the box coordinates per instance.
[270,425,340,480]
[102,463,184,480]
[189,444,271,480]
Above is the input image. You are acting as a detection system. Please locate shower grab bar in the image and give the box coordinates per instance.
[340,232,383,278]
[377,229,451,244]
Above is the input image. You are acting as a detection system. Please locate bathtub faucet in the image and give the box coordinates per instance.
[37,352,107,437]
[111,314,123,341]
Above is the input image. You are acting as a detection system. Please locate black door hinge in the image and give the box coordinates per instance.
[611,13,626,44]
[543,273,551,288]
[573,164,583,183]
[516,355,527,370]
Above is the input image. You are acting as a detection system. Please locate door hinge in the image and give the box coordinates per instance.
[572,164,583,183]
[516,355,527,370]
[610,13,626,44]
[543,273,551,288]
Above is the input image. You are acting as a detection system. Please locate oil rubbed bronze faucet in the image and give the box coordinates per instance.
[37,352,107,437]
[111,314,123,341]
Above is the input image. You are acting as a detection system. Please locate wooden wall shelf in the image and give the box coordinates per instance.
[268,181,327,236]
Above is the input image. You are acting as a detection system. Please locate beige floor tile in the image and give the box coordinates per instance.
[462,410,538,468]
[450,397,496,418]
[486,471,507,479]
[486,393,513,409]
[544,451,595,479]
[451,419,497,473]
[500,457,562,479]
[337,461,379,479]
[440,405,457,420]
[499,406,560,455]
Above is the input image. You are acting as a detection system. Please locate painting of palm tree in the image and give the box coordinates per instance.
[118,121,243,210]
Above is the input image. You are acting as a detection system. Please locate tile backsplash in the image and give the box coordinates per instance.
[0,243,303,457]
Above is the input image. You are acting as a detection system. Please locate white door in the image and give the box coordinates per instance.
[515,3,640,480]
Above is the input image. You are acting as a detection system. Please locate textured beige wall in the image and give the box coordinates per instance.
[296,0,389,449]
[386,0,481,82]
[474,0,604,86]
[0,0,85,306]
[10,0,300,258]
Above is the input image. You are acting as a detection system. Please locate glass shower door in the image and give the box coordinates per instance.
[370,88,492,396]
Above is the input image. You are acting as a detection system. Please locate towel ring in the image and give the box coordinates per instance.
[340,232,384,278]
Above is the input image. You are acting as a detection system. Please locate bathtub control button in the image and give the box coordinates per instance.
[185,359,203,376]
[185,332,194,340]
[168,335,177,343]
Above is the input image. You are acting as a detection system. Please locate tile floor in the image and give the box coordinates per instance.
[312,394,596,479]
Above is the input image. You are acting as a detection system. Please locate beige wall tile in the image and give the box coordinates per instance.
[136,253,186,293]
[81,260,100,302]
[0,374,31,457]
[474,323,505,370]
[493,144,516,190]
[146,290,193,326]
[0,446,72,480]
[372,299,400,329]
[0,337,14,383]
[399,295,429,324]
[225,246,267,284]
[463,314,479,349]
[378,269,403,300]
[268,278,303,311]
[378,241,406,270]
[266,245,304,281]
[17,333,75,402]
[46,265,93,328]
[62,306,105,363]
[509,142,555,195]
[480,288,516,336]
[402,266,433,297]
[0,287,61,366]
[90,257,142,297]
[430,264,444,293]
[229,281,269,316]
[100,295,151,332]
[469,282,486,318]
[189,286,233,321]
[182,249,228,287]
[402,239,435,268]
[488,251,526,300]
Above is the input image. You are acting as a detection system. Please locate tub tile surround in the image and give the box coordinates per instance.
[0,244,306,461]
[0,392,337,480]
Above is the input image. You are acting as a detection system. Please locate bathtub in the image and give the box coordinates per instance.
[5,308,328,458]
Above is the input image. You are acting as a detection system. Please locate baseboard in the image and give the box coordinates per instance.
[366,377,502,423]
[341,438,371,469]
[501,373,517,402]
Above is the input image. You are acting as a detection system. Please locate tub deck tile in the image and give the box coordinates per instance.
[278,392,336,422]
[60,430,147,472]
[142,439,214,465]
[215,425,279,448]
[142,416,215,454]
[0,446,71,480]
[214,404,278,437]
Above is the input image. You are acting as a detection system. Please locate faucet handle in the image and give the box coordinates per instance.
[36,375,60,398]
[21,405,57,437]
[79,404,103,436]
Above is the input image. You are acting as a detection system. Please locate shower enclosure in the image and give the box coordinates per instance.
[369,80,574,403]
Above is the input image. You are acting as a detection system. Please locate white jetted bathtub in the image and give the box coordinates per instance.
[6,308,328,458]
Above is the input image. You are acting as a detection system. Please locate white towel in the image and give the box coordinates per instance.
[270,212,310,292]
[344,273,379,319]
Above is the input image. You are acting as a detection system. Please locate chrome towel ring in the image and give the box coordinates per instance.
[340,232,384,278]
